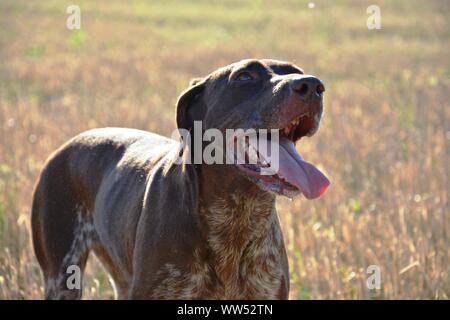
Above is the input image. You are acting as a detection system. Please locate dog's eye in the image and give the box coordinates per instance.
[235,72,254,82]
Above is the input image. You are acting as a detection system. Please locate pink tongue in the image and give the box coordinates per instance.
[277,137,330,199]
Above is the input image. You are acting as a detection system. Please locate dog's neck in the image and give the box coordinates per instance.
[196,164,281,296]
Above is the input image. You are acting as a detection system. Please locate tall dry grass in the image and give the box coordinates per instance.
[0,0,448,299]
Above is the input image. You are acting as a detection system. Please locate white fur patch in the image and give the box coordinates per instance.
[45,206,97,299]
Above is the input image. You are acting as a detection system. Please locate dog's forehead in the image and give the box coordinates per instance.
[260,59,304,75]
[208,59,304,78]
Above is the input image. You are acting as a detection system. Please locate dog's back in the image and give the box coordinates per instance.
[31,128,175,299]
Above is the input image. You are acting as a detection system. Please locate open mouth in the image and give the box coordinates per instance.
[236,113,330,199]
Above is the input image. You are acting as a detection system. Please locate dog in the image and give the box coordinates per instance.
[31,59,329,299]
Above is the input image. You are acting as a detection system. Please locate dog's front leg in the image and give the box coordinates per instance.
[128,165,203,299]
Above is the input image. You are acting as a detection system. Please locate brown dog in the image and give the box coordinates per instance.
[31,59,329,299]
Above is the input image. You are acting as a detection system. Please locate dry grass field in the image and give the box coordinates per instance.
[0,0,448,299]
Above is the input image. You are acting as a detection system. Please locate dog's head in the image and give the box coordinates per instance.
[175,59,329,199]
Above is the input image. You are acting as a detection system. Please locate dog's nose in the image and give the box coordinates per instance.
[290,76,325,100]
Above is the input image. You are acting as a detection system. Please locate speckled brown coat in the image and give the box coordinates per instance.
[31,59,325,299]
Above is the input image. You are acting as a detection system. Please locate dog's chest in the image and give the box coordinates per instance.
[204,196,287,299]
[151,196,288,299]
[152,241,286,299]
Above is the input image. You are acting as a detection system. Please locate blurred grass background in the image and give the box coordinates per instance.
[0,0,449,299]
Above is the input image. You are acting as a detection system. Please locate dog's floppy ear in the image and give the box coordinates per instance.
[165,77,207,175]
[189,77,203,87]
[176,77,207,131]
